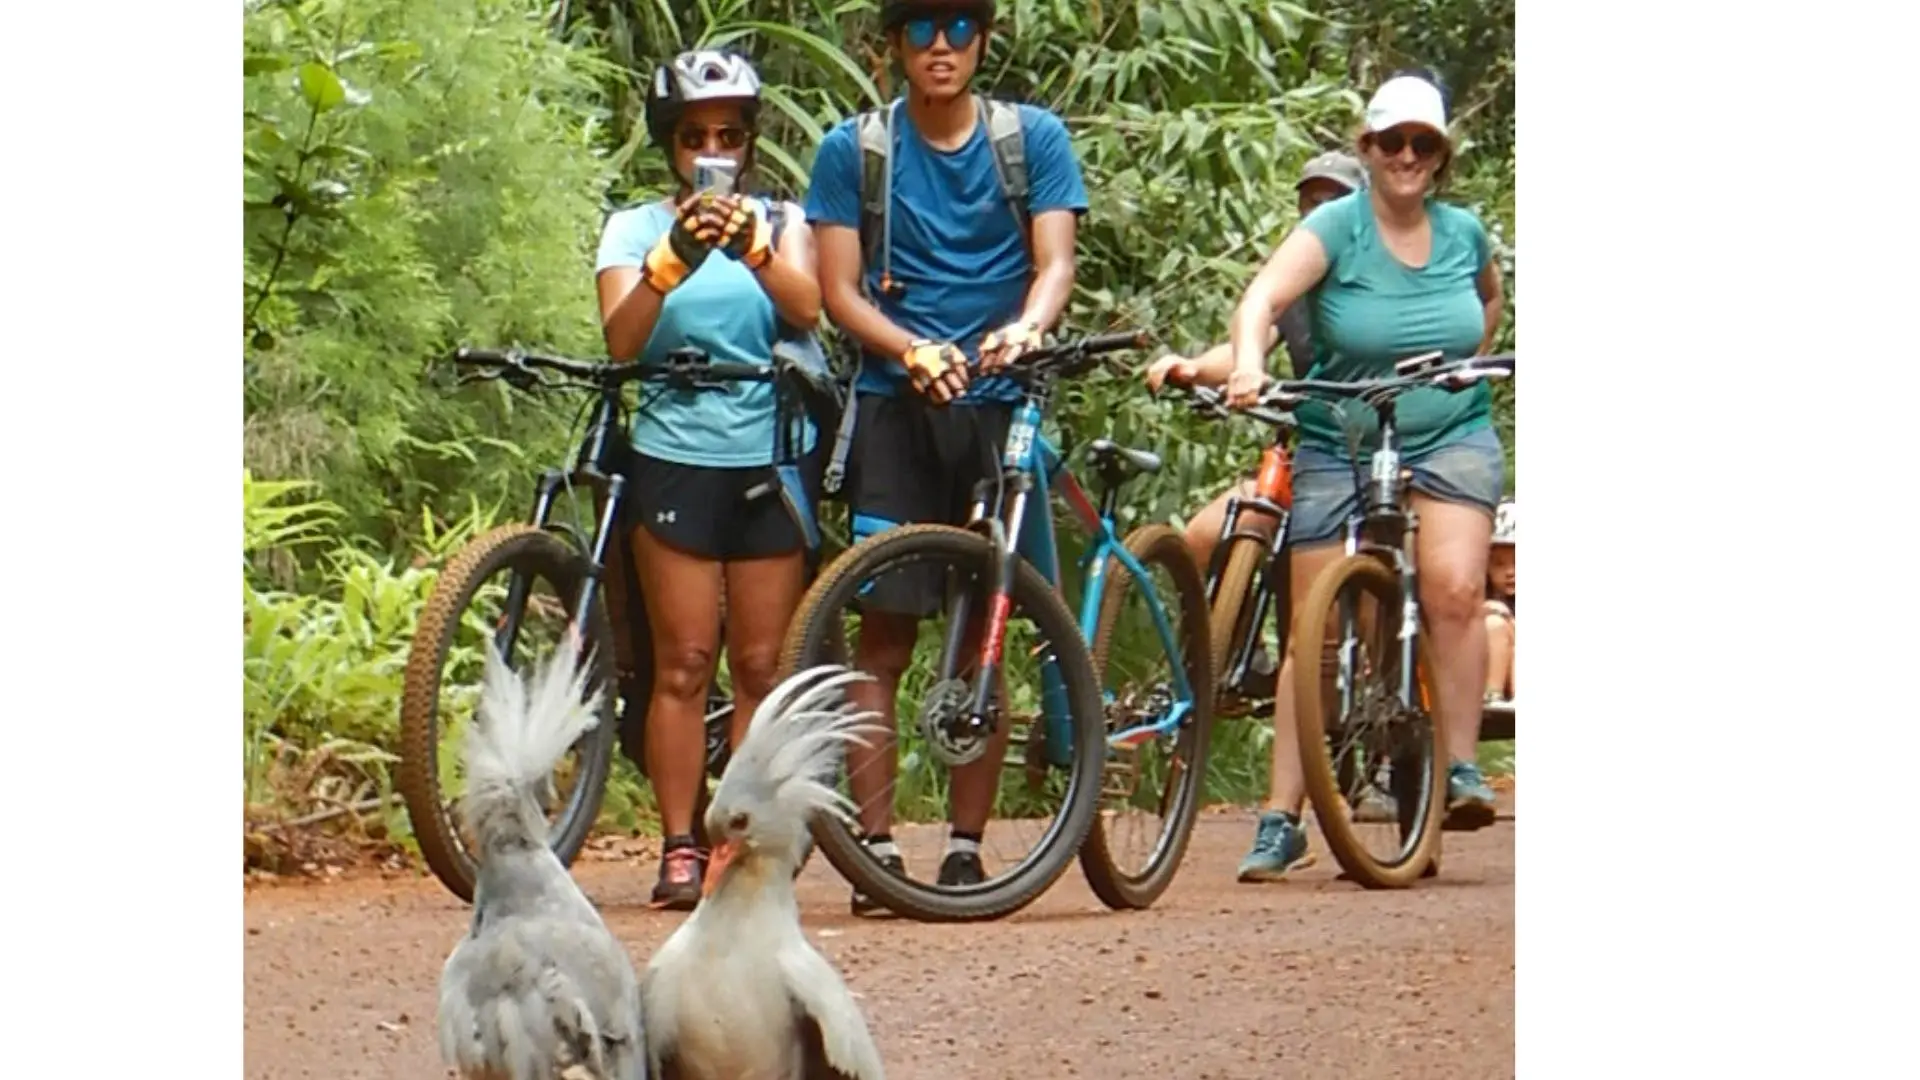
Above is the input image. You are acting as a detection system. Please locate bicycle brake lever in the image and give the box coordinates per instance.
[501,366,546,392]
[1433,367,1501,390]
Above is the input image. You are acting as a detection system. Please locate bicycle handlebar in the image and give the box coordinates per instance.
[1260,353,1514,410]
[1001,329,1155,384]
[1180,383,1298,432]
[450,345,776,393]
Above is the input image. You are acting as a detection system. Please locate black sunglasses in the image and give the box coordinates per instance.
[1370,128,1445,159]
[676,124,751,151]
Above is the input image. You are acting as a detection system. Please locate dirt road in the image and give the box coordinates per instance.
[244,803,1514,1080]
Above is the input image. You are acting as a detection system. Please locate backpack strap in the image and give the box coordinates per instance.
[977,95,1032,261]
[855,104,896,299]
[765,197,787,248]
[761,198,810,341]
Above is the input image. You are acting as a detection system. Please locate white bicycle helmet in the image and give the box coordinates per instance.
[1491,500,1516,547]
[644,50,763,149]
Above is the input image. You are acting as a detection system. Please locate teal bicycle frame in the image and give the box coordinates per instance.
[937,333,1195,767]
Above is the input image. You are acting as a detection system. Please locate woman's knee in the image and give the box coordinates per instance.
[1183,518,1214,563]
[1422,567,1486,625]
[652,638,716,700]
[1484,611,1514,647]
[728,639,783,700]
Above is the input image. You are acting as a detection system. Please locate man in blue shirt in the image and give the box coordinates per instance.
[804,0,1089,916]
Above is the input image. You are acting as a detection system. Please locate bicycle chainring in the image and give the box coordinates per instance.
[918,677,990,767]
[1121,683,1177,733]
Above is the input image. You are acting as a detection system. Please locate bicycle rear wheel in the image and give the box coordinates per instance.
[776,524,1106,922]
[1079,524,1215,910]
[398,524,617,903]
[1293,552,1444,889]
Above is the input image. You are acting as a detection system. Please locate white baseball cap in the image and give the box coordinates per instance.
[1364,75,1450,140]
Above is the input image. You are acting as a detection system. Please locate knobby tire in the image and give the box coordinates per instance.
[775,524,1106,922]
[397,524,616,903]
[1079,524,1216,910]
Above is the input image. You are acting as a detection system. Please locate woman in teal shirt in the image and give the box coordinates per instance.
[1189,70,1507,881]
[592,50,823,909]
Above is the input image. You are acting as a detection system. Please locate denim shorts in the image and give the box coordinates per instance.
[1288,425,1506,547]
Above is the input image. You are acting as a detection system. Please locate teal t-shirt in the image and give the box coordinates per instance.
[1295,192,1495,458]
[593,198,818,468]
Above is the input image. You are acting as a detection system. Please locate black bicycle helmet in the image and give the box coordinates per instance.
[644,49,764,149]
[880,0,997,30]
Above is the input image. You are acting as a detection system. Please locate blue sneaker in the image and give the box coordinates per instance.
[1236,810,1316,882]
[1444,760,1498,831]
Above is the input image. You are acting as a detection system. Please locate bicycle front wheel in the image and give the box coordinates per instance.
[397,524,617,903]
[1079,524,1215,911]
[776,524,1107,922]
[1293,552,1444,889]
[1207,535,1275,714]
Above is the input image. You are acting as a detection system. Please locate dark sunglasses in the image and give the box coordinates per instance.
[676,124,751,151]
[903,13,981,51]
[1370,127,1445,159]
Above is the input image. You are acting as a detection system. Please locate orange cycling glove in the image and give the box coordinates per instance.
[979,319,1043,368]
[902,339,969,403]
[713,197,775,271]
[641,196,717,295]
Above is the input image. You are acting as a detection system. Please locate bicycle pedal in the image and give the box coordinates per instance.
[1101,748,1140,801]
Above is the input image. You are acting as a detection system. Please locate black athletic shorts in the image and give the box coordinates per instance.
[626,445,825,561]
[844,392,1014,617]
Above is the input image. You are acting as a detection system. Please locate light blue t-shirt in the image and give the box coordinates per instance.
[593,198,818,468]
[803,100,1090,404]
[1296,192,1495,458]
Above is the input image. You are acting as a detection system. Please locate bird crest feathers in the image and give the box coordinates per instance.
[717,665,883,826]
[462,629,606,842]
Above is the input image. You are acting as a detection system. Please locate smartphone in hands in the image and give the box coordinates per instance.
[692,156,738,198]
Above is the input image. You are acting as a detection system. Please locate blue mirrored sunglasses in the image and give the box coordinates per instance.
[903,14,980,51]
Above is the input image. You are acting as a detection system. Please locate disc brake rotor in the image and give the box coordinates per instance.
[918,677,990,767]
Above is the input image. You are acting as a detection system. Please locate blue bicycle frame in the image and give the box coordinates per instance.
[954,388,1197,767]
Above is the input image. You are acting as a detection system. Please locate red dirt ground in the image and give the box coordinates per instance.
[245,794,1513,1080]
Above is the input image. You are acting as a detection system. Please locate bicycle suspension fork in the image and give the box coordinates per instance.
[937,472,1034,742]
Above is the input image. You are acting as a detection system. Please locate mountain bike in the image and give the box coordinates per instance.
[397,344,823,903]
[1257,351,1515,888]
[1170,381,1300,716]
[776,329,1215,921]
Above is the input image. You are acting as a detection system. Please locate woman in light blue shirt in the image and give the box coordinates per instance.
[592,49,821,910]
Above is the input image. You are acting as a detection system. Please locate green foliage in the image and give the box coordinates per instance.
[243,471,503,839]
[244,0,619,545]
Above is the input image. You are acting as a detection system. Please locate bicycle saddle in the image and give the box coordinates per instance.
[1086,438,1162,475]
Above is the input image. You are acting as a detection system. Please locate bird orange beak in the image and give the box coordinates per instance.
[702,840,734,898]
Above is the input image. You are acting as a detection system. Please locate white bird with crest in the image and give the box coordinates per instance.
[641,665,887,1080]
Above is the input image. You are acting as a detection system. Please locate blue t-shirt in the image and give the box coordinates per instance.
[593,198,817,468]
[1296,192,1495,458]
[804,99,1089,404]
